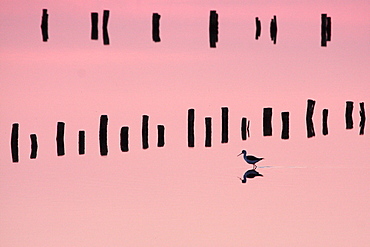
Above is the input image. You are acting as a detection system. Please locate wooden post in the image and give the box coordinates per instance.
[241,117,247,140]
[322,109,329,136]
[321,13,327,47]
[152,13,161,42]
[78,130,85,155]
[56,122,65,156]
[281,112,289,140]
[263,108,272,136]
[359,102,366,135]
[91,12,98,40]
[188,109,195,147]
[99,115,108,156]
[41,9,49,42]
[326,17,331,42]
[142,115,149,149]
[221,107,228,143]
[157,125,165,147]
[103,10,110,45]
[306,99,316,138]
[11,123,19,163]
[205,117,212,147]
[255,17,261,40]
[30,134,38,159]
[209,10,219,48]
[345,101,354,129]
[120,126,129,152]
[270,15,277,44]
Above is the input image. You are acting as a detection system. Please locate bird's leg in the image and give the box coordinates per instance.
[253,164,257,170]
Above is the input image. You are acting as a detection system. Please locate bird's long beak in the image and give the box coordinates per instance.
[237,152,242,157]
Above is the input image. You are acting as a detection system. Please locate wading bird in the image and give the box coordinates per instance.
[237,150,264,169]
[238,169,263,183]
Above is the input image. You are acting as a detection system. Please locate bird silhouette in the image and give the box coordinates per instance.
[238,169,263,183]
[237,150,264,169]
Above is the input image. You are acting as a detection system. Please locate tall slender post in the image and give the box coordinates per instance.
[255,17,261,40]
[188,109,195,147]
[120,126,129,152]
[281,112,289,140]
[306,99,316,138]
[30,134,38,159]
[359,102,366,135]
[142,115,149,149]
[263,108,273,136]
[322,109,329,136]
[99,115,108,156]
[56,122,65,156]
[345,101,354,129]
[221,107,228,143]
[321,13,327,47]
[205,117,212,147]
[41,9,49,42]
[152,13,161,42]
[11,123,19,163]
[78,130,85,155]
[241,117,247,140]
[91,12,98,40]
[209,10,219,48]
[270,15,277,44]
[157,125,165,147]
[103,10,110,45]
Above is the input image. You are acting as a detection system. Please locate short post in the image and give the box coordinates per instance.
[152,13,161,42]
[120,126,129,152]
[263,108,273,136]
[56,122,65,156]
[188,109,195,147]
[241,117,247,140]
[345,101,354,129]
[103,10,110,45]
[41,9,49,42]
[78,130,85,155]
[11,123,19,163]
[157,125,165,147]
[281,112,289,140]
[270,15,277,44]
[142,115,149,149]
[359,102,366,135]
[99,115,108,156]
[255,17,261,40]
[209,10,219,48]
[30,134,38,159]
[221,107,228,143]
[322,109,329,136]
[205,117,212,147]
[91,12,98,40]
[306,99,316,138]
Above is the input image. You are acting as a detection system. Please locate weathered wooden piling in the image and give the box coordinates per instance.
[205,117,212,147]
[142,115,149,149]
[152,13,161,42]
[281,112,289,139]
[120,126,129,152]
[11,123,19,163]
[345,101,354,129]
[241,117,249,140]
[306,99,316,138]
[263,108,273,136]
[56,122,65,156]
[359,102,366,135]
[326,17,331,41]
[270,15,277,44]
[30,134,38,159]
[91,12,98,40]
[321,14,331,46]
[322,109,329,136]
[221,107,228,143]
[188,109,195,147]
[41,9,49,42]
[78,130,85,155]
[255,17,261,40]
[209,10,219,48]
[157,125,165,147]
[103,10,110,45]
[99,115,108,156]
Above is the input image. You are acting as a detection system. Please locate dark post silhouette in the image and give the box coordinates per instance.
[306,99,316,138]
[209,10,219,48]
[263,108,273,136]
[326,17,331,41]
[205,117,212,147]
[56,122,65,156]
[91,12,98,40]
[321,14,331,46]
[221,107,228,143]
[120,126,129,152]
[255,17,261,40]
[281,112,289,139]
[103,10,110,45]
[322,109,329,136]
[99,115,108,156]
[11,123,19,163]
[142,115,149,149]
[30,134,38,159]
[188,109,195,147]
[270,15,277,44]
[241,117,247,140]
[359,102,366,135]
[345,101,354,129]
[157,125,165,147]
[78,130,85,155]
[41,9,49,42]
[152,13,161,42]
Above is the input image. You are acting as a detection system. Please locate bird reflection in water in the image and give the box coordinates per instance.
[238,169,263,183]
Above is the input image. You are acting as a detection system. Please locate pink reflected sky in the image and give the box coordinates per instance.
[1,0,369,246]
